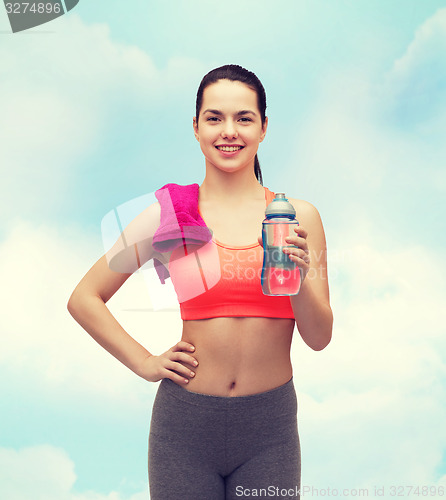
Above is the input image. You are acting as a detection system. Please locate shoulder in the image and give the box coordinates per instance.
[146,200,161,218]
[134,200,161,222]
[287,197,327,242]
[287,197,322,224]
[126,200,161,230]
[113,200,162,259]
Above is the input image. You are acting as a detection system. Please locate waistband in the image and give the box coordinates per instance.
[158,376,296,410]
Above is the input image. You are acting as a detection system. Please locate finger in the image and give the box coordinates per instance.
[284,248,311,263]
[257,235,263,247]
[293,226,308,239]
[285,235,309,252]
[298,237,310,253]
[168,360,196,380]
[171,341,195,352]
[167,349,198,367]
[179,351,199,367]
[166,371,192,385]
[157,357,192,385]
[289,255,311,269]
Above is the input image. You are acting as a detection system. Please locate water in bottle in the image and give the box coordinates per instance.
[261,193,301,296]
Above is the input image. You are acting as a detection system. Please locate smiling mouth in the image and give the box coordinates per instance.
[215,146,244,152]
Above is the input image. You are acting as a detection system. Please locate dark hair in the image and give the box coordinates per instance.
[195,64,267,186]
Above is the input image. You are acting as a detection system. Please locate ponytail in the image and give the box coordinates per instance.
[254,154,263,186]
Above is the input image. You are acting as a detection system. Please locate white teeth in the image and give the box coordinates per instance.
[217,146,243,152]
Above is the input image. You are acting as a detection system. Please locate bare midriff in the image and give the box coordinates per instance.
[180,316,295,397]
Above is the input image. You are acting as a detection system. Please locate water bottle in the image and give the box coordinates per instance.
[261,193,301,296]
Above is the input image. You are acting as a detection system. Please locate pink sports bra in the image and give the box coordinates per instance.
[167,187,296,320]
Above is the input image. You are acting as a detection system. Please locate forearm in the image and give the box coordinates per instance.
[67,293,153,377]
[290,279,333,351]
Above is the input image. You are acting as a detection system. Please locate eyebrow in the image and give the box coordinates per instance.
[202,109,257,117]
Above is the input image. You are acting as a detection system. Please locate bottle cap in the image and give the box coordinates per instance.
[265,193,296,218]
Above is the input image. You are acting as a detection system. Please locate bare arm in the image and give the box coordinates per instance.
[67,255,152,376]
[289,199,333,351]
[67,202,198,384]
[258,198,333,351]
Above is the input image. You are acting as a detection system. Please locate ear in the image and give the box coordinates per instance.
[193,117,199,141]
[259,116,268,143]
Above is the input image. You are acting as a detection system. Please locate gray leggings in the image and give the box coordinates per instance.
[148,376,301,500]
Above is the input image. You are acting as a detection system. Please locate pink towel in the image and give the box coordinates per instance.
[152,183,212,284]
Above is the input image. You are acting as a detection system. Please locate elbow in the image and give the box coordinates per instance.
[309,308,333,351]
[67,289,103,320]
[67,292,76,317]
[67,289,81,318]
[310,332,332,351]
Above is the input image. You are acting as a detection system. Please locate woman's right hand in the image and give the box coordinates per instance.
[137,341,198,385]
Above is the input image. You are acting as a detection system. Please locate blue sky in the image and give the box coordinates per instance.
[0,1,445,499]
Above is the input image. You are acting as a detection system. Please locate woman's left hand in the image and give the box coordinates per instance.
[258,225,311,283]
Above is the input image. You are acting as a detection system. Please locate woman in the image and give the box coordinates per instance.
[67,64,333,500]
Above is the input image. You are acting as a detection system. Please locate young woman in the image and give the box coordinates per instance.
[68,64,333,500]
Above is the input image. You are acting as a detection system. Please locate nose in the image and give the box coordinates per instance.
[221,120,238,139]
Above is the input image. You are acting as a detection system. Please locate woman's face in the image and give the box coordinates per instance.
[193,79,268,174]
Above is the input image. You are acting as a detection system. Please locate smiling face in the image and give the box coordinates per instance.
[193,79,268,174]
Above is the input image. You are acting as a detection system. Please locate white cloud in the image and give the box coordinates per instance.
[278,70,388,224]
[297,388,446,494]
[0,12,206,226]
[389,7,446,104]
[0,218,182,408]
[282,8,446,218]
[286,33,446,476]
[292,238,446,491]
[0,445,148,500]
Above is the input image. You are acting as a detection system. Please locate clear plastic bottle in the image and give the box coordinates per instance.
[261,193,301,296]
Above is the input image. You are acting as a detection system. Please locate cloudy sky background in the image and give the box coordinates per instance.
[0,1,445,499]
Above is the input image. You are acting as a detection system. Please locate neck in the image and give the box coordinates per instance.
[199,161,264,203]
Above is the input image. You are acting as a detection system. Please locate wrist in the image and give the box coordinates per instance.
[134,353,154,379]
